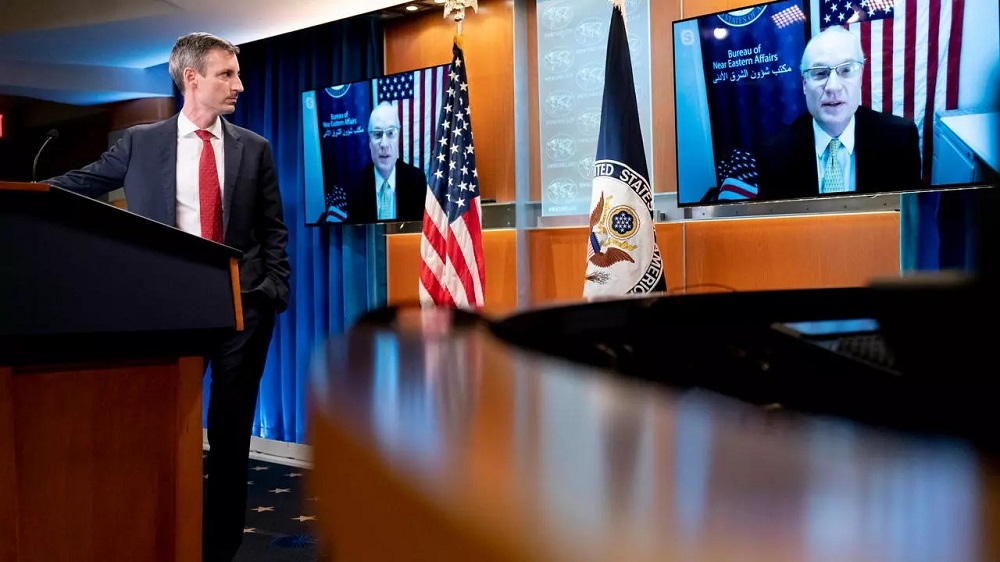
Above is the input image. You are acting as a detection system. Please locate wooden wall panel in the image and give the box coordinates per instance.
[386,230,518,316]
[384,0,515,203]
[386,233,430,308]
[657,223,686,292]
[528,223,684,305]
[109,97,175,131]
[528,227,588,306]
[684,0,752,17]
[684,212,901,291]
[651,0,681,193]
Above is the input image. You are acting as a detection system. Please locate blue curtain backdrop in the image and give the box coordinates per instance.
[191,18,387,444]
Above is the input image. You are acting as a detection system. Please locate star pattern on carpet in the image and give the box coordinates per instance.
[207,454,321,560]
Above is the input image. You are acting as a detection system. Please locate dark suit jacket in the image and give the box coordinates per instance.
[756,106,922,202]
[346,159,427,224]
[46,114,291,312]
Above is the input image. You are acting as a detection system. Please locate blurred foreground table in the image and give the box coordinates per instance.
[307,308,999,562]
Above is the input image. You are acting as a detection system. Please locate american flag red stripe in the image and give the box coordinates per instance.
[836,0,965,181]
[923,0,942,179]
[419,41,486,309]
[445,203,481,304]
[945,0,964,108]
[903,3,916,121]
[420,192,485,308]
[419,197,457,307]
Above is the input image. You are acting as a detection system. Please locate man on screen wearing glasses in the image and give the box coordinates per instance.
[347,101,428,223]
[756,26,921,202]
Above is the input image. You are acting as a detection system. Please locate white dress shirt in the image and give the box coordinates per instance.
[176,113,225,236]
[813,116,856,194]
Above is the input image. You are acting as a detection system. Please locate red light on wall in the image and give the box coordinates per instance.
[0,114,4,138]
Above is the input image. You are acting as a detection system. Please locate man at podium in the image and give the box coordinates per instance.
[44,32,291,562]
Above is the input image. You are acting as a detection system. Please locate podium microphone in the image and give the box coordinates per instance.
[32,129,59,182]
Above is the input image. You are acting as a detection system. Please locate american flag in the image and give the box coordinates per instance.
[718,149,759,200]
[817,0,966,180]
[419,41,486,309]
[772,4,807,28]
[375,65,451,176]
[323,186,347,222]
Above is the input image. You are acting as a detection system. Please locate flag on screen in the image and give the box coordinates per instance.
[817,0,965,179]
[772,4,807,27]
[718,149,759,200]
[324,187,348,222]
[583,1,665,297]
[376,65,451,176]
[419,39,486,309]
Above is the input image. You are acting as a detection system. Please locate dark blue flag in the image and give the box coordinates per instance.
[583,0,666,297]
[584,1,665,297]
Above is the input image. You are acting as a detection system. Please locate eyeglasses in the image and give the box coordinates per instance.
[368,126,400,142]
[802,60,864,83]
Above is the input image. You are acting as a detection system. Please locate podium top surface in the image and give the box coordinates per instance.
[307,306,1000,562]
[0,181,241,259]
[0,181,51,192]
[1,180,244,360]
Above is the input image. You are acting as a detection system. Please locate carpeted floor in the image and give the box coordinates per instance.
[204,453,325,562]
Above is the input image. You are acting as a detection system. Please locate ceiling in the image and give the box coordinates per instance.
[0,0,445,104]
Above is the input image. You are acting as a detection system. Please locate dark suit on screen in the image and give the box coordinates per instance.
[45,113,290,562]
[756,106,922,202]
[347,158,427,223]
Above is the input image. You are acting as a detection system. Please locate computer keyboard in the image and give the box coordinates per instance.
[815,333,897,372]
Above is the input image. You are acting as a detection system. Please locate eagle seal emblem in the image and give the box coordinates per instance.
[587,191,644,276]
[583,160,664,296]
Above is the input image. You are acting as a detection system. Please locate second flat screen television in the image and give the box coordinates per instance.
[673,0,1000,206]
[303,62,450,225]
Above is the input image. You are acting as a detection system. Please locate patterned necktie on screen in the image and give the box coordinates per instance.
[378,178,392,219]
[823,138,845,193]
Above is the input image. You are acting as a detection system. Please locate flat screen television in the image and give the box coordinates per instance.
[672,0,999,206]
[302,62,450,225]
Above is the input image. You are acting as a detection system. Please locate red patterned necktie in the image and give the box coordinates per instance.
[195,129,224,243]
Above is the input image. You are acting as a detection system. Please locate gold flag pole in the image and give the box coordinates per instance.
[444,0,478,38]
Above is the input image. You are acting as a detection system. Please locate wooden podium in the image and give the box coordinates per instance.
[0,182,243,562]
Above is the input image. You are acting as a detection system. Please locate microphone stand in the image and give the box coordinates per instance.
[32,129,59,182]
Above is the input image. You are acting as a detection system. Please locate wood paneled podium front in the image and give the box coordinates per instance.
[0,181,243,562]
